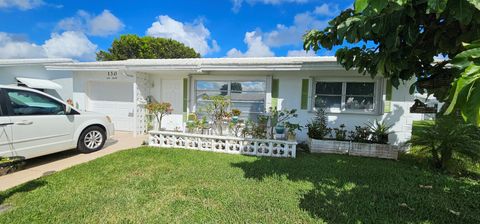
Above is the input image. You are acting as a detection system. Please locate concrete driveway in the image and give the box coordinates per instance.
[0,132,147,191]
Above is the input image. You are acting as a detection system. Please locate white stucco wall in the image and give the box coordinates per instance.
[0,65,73,100]
[71,69,423,144]
[273,70,422,145]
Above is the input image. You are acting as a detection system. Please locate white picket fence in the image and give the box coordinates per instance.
[149,131,297,158]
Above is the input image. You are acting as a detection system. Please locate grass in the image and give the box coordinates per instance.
[0,147,479,223]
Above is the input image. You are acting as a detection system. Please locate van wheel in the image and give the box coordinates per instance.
[77,126,106,153]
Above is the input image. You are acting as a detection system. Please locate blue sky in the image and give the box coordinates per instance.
[0,0,354,61]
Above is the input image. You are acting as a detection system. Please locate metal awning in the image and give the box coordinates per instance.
[16,77,63,90]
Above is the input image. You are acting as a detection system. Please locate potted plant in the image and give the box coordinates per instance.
[367,120,393,144]
[231,109,241,123]
[285,122,301,141]
[268,107,298,139]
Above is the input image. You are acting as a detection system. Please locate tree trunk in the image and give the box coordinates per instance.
[431,147,442,169]
[157,114,163,131]
[440,149,452,170]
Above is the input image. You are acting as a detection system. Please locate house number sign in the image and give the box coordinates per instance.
[107,71,118,80]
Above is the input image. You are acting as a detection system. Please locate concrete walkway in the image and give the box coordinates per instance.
[0,132,147,191]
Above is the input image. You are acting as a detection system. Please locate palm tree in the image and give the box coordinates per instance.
[408,116,480,169]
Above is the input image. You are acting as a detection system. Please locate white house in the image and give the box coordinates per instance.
[0,57,427,145]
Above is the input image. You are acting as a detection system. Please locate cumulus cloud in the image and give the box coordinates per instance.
[226,31,274,58]
[146,15,219,55]
[232,0,309,12]
[0,33,45,58]
[0,0,44,10]
[263,11,329,47]
[43,31,97,60]
[287,49,316,57]
[0,31,97,60]
[313,3,340,17]
[57,10,124,37]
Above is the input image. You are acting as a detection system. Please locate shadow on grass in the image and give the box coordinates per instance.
[231,152,480,223]
[0,180,46,205]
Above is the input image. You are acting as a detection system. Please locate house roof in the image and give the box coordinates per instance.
[0,58,73,67]
[45,56,342,72]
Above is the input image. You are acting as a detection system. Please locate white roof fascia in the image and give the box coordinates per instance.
[0,58,73,67]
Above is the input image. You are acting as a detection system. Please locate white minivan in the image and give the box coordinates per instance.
[0,85,114,159]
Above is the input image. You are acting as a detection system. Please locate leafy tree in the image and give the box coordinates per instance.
[97,34,200,61]
[303,0,480,125]
[408,116,480,169]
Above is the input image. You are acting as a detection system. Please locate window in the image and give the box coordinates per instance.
[6,90,65,116]
[314,82,342,110]
[195,80,266,120]
[314,81,376,113]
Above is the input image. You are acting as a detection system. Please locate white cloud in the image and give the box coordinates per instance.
[313,3,339,17]
[226,31,274,58]
[57,10,124,37]
[146,15,219,55]
[0,33,45,58]
[0,31,97,60]
[287,49,316,57]
[0,0,44,10]
[263,11,328,47]
[232,0,309,12]
[43,31,97,60]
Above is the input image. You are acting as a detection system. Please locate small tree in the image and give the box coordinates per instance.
[408,116,480,169]
[306,108,330,140]
[145,102,173,131]
[202,95,230,135]
[97,34,200,61]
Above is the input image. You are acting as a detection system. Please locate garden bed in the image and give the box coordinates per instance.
[0,156,26,176]
[149,131,297,158]
[308,138,398,160]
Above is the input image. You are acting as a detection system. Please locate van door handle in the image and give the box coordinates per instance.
[0,122,13,126]
[15,120,33,125]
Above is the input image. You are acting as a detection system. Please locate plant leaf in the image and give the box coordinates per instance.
[354,0,368,13]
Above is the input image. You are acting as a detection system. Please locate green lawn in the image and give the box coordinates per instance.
[1,148,479,223]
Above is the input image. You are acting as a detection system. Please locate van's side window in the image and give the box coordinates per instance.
[6,90,65,116]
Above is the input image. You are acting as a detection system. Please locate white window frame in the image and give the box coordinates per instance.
[191,76,268,119]
[311,77,383,115]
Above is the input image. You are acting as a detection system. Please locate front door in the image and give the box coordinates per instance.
[4,89,75,159]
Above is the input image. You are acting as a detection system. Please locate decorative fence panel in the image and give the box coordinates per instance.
[149,131,297,158]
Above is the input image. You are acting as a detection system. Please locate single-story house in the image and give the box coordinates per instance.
[0,57,434,145]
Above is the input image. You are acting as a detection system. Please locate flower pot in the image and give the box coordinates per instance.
[378,134,389,144]
[232,116,239,123]
[275,125,285,135]
[287,132,296,141]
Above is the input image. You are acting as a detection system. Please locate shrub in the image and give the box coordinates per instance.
[306,108,330,140]
[367,120,393,144]
[333,124,347,141]
[408,115,480,169]
[348,126,371,143]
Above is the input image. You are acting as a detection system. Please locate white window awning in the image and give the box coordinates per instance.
[16,77,63,90]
